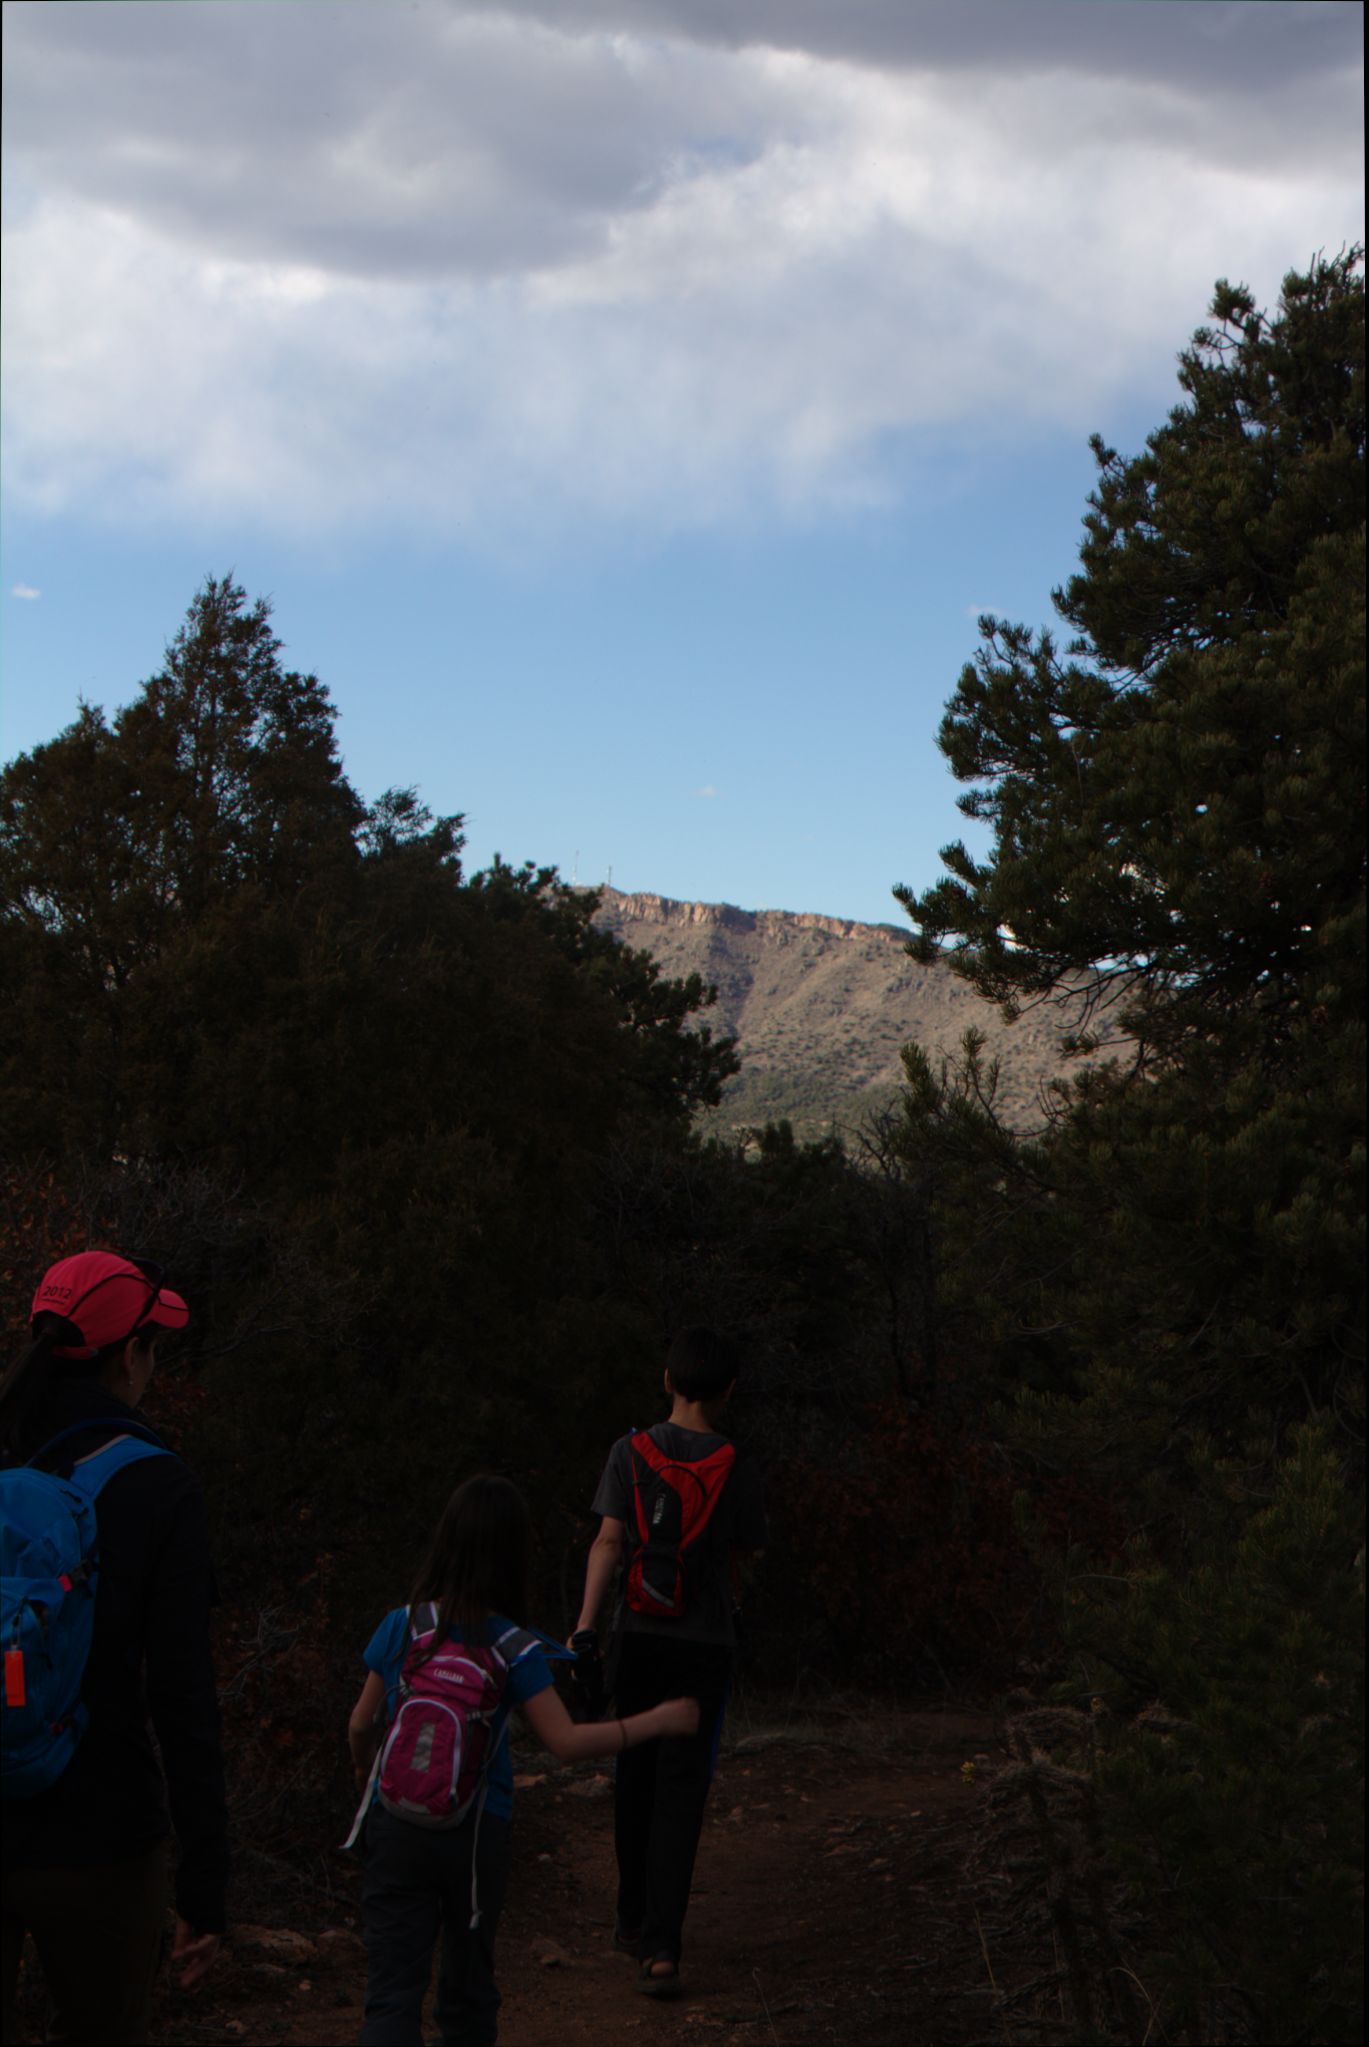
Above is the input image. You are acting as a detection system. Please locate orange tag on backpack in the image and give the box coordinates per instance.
[4,1649,25,1709]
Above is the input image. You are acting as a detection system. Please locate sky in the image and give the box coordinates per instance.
[2,1,1362,926]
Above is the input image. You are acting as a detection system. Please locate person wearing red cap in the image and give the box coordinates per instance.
[1,1252,228,2045]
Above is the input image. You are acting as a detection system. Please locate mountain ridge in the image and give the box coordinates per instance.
[593,885,1097,1135]
[600,887,908,944]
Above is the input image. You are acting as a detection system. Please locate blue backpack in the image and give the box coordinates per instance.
[1,1421,169,1799]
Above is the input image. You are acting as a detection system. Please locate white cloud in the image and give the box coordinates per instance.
[695,784,720,798]
[11,583,42,599]
[1,3,1361,545]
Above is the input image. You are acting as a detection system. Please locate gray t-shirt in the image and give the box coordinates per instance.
[592,1422,767,1647]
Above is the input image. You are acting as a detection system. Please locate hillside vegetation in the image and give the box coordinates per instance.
[594,887,1108,1134]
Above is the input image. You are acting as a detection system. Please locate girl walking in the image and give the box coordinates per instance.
[347,1475,698,2047]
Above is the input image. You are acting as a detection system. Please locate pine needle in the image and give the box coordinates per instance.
[752,1967,782,2047]
[973,1904,1001,1998]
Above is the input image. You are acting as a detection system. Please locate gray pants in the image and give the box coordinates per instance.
[360,1805,511,2047]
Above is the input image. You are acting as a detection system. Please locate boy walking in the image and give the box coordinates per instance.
[574,1328,765,1999]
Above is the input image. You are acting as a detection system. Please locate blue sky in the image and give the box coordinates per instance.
[3,1,1362,925]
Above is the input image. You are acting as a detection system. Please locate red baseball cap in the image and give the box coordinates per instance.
[31,1251,190,1361]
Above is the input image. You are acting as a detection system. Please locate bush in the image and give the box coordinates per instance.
[1062,1424,1364,2045]
[775,1396,1096,1686]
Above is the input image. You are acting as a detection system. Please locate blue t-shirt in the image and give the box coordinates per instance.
[363,1608,554,1822]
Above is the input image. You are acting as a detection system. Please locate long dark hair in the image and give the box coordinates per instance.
[408,1475,531,1658]
[0,1317,144,1454]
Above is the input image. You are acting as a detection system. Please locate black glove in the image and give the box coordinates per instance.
[569,1628,606,1720]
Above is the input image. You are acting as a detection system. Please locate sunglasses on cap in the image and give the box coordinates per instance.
[38,1254,180,1360]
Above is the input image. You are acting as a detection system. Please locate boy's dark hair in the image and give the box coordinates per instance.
[410,1474,531,1656]
[666,1326,739,1405]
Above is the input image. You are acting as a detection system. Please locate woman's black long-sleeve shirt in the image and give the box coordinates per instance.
[2,1376,229,1933]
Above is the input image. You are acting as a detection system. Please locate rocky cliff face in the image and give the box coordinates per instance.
[606,889,904,947]
[593,886,1098,1134]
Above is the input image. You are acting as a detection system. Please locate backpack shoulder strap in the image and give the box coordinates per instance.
[59,1432,171,1503]
[28,1418,170,1472]
[629,1429,736,1487]
[395,1603,439,1691]
[491,1623,575,1669]
[628,1427,671,1475]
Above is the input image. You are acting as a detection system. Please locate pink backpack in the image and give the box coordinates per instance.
[342,1604,540,1909]
[376,1604,534,1827]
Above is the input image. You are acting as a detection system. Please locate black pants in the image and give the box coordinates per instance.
[1,1842,168,2046]
[360,1804,511,2047]
[613,1633,732,1967]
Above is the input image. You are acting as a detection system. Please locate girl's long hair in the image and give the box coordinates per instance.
[408,1475,531,1658]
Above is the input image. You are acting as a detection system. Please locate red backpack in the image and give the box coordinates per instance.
[624,1429,736,1619]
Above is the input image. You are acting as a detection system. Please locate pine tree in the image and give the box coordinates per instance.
[1,578,364,1159]
[899,250,1364,1071]
[892,258,1365,2041]
[1,577,361,978]
[895,253,1365,1442]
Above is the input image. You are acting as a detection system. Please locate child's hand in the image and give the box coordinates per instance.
[657,1696,701,1738]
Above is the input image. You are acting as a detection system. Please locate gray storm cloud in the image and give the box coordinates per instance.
[1,0,1362,541]
[4,0,1359,282]
[467,0,1360,102]
[4,5,786,279]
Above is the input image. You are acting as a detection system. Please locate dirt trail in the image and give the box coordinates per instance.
[75,1708,1024,2047]
[486,1708,1006,2047]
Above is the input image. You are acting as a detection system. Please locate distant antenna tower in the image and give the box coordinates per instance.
[607,864,613,890]
[572,849,579,886]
